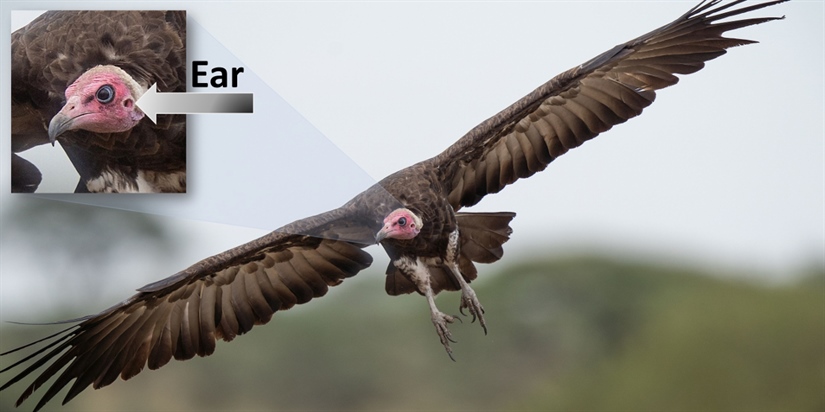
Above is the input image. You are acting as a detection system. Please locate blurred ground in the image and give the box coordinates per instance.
[1,251,822,411]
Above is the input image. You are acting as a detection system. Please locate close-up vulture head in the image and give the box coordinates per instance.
[10,10,187,193]
[376,208,423,242]
[48,65,146,142]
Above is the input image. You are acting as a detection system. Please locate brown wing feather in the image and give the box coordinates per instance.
[429,0,786,210]
[0,207,375,411]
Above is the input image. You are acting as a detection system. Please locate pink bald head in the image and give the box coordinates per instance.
[48,65,144,142]
[375,208,423,243]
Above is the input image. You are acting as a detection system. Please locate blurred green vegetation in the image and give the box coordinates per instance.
[1,255,822,411]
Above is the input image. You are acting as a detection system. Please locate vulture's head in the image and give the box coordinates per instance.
[48,65,145,143]
[375,208,423,243]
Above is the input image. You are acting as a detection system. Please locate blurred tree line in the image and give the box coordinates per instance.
[1,249,821,411]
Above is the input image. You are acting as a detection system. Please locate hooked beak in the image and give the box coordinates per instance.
[48,95,91,144]
[375,228,389,244]
[47,113,74,145]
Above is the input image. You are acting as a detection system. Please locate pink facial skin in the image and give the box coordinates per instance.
[48,67,144,143]
[375,208,422,243]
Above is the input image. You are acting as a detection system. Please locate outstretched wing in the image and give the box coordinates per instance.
[0,207,376,411]
[432,0,786,210]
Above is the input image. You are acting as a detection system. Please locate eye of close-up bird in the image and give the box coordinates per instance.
[95,85,114,104]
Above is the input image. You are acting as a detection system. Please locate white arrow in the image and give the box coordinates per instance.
[136,83,254,124]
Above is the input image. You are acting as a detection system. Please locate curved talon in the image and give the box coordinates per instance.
[432,311,459,358]
[445,347,456,362]
[446,332,457,344]
[459,291,487,334]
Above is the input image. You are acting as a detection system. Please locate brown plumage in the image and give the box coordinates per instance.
[1,1,785,410]
[10,10,186,193]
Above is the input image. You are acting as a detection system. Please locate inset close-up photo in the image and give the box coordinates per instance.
[11,10,186,193]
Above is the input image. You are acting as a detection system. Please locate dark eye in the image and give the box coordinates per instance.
[96,85,115,104]
[397,217,407,226]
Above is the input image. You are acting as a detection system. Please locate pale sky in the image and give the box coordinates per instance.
[1,1,823,318]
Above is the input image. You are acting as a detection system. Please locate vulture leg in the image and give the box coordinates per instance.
[401,256,459,360]
[424,284,459,361]
[446,229,487,334]
[451,267,486,334]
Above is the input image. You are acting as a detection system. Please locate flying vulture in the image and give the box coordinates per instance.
[1,1,785,410]
[10,10,187,193]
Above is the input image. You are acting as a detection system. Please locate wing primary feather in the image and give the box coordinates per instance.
[229,269,256,335]
[569,92,623,127]
[176,297,196,360]
[0,325,78,359]
[218,284,240,342]
[520,123,554,167]
[264,265,299,311]
[709,0,787,22]
[195,282,219,357]
[50,311,148,402]
[253,266,283,312]
[502,131,528,179]
[495,141,515,187]
[5,315,95,327]
[289,250,331,297]
[242,267,274,324]
[276,261,314,304]
[148,313,174,368]
[484,149,501,194]
[27,312,144,410]
[0,332,75,391]
[301,250,347,286]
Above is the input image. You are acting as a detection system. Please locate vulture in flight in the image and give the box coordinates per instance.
[1,1,785,410]
[10,10,187,193]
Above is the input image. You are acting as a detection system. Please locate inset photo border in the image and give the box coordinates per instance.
[11,10,186,193]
